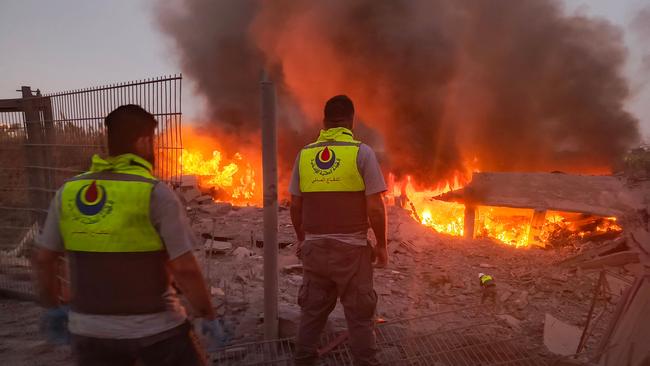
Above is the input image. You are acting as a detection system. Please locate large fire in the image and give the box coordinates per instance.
[179,126,261,204]
[177,126,621,247]
[385,174,622,248]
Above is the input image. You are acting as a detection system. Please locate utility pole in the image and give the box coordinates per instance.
[261,70,279,340]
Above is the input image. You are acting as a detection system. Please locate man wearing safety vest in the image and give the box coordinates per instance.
[33,105,225,365]
[289,95,388,366]
[479,273,497,304]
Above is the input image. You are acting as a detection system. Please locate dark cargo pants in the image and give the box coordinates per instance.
[295,239,378,366]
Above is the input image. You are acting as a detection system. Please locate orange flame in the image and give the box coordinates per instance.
[388,174,622,248]
[180,126,261,205]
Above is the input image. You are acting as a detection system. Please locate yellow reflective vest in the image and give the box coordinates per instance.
[59,154,169,315]
[298,127,369,234]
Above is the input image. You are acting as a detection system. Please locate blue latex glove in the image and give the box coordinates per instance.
[201,318,228,350]
[40,306,70,345]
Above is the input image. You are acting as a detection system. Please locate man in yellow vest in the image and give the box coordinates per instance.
[289,95,388,366]
[33,105,225,365]
[479,273,497,304]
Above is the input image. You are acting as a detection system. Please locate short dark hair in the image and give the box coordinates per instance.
[104,105,157,155]
[324,95,354,128]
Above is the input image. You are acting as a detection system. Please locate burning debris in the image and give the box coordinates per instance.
[179,126,261,204]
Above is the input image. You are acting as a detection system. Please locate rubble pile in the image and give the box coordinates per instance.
[177,174,647,360]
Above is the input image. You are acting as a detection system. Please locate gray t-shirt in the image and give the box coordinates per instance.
[37,181,196,339]
[289,143,387,245]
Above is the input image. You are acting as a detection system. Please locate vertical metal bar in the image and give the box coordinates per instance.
[576,271,604,355]
[21,86,45,224]
[261,70,279,340]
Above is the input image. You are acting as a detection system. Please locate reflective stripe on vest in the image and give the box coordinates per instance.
[298,128,369,234]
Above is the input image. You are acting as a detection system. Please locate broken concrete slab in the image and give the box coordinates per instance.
[282,264,303,275]
[205,240,232,255]
[181,175,199,188]
[210,286,225,297]
[195,195,213,204]
[182,187,201,203]
[278,303,302,338]
[577,251,639,270]
[435,172,641,218]
[232,247,253,260]
[544,313,582,356]
[496,314,522,331]
[199,202,232,216]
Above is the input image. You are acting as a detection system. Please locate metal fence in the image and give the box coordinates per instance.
[212,306,550,365]
[0,75,183,299]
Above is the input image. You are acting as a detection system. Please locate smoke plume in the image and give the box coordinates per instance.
[156,0,639,186]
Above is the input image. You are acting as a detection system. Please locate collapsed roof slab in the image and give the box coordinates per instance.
[435,172,641,218]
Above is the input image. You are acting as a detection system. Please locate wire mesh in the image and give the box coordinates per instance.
[0,75,183,299]
[211,306,549,366]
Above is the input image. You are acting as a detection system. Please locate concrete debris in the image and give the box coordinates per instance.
[232,247,253,260]
[210,286,225,297]
[205,240,232,255]
[182,187,201,203]
[513,291,529,310]
[176,172,650,358]
[496,314,522,331]
[180,175,198,188]
[195,195,213,204]
[278,303,302,338]
[282,264,303,275]
[543,313,582,356]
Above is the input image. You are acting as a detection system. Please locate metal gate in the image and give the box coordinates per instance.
[0,75,183,298]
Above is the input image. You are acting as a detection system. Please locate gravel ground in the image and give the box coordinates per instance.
[0,297,72,366]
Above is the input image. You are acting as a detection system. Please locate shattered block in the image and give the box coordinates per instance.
[205,240,232,255]
[544,313,581,356]
[195,195,213,204]
[199,202,232,216]
[232,247,253,260]
[182,188,201,203]
[181,175,198,188]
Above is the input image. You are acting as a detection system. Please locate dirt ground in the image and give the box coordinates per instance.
[0,203,635,365]
[0,297,72,366]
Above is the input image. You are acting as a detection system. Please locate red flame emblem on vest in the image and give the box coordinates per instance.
[315,146,336,170]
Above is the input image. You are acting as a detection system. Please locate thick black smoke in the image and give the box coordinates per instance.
[156,0,639,185]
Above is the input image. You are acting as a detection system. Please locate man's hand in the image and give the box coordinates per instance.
[367,193,388,268]
[40,306,70,345]
[201,318,229,350]
[373,246,388,268]
[168,252,216,320]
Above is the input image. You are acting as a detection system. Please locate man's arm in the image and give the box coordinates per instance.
[33,190,66,308]
[367,193,388,267]
[32,247,62,308]
[290,195,305,242]
[150,184,215,320]
[168,252,215,320]
[358,144,388,267]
